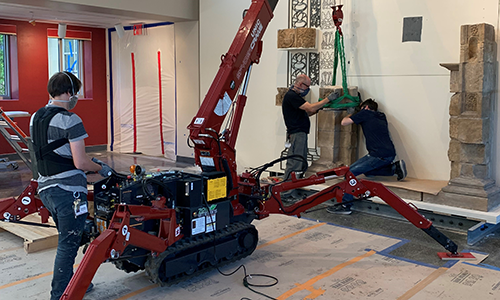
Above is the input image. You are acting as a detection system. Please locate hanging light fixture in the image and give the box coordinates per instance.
[58,23,67,39]
[28,11,36,26]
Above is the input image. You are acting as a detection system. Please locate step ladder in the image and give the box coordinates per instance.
[0,107,32,171]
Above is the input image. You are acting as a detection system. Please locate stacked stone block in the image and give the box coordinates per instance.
[277,28,316,49]
[307,86,359,174]
[438,23,500,211]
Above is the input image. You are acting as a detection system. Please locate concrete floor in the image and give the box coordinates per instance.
[1,150,500,298]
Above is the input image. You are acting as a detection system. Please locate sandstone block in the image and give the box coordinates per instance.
[338,147,357,166]
[319,86,343,100]
[277,29,295,48]
[277,28,316,49]
[275,87,288,106]
[461,92,492,118]
[449,93,461,116]
[460,40,496,64]
[449,117,459,139]
[460,62,496,93]
[460,23,495,46]
[456,117,489,144]
[450,70,461,93]
[462,143,489,164]
[450,161,460,179]
[339,131,357,148]
[317,130,337,148]
[296,28,316,48]
[448,139,461,161]
[317,110,343,130]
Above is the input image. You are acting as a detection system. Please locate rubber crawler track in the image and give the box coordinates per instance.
[145,222,258,286]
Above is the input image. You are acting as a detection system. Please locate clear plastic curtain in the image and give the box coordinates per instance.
[110,24,176,160]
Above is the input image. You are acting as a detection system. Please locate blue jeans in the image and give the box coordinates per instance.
[342,154,395,207]
[39,187,88,300]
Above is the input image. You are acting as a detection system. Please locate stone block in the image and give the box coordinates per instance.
[430,191,489,211]
[449,117,459,139]
[449,93,461,116]
[450,161,460,179]
[319,86,343,100]
[473,164,489,179]
[450,70,461,93]
[460,62,496,93]
[296,28,316,48]
[457,162,489,179]
[456,117,489,144]
[338,147,357,166]
[277,28,316,49]
[317,130,337,148]
[277,29,295,48]
[460,23,495,46]
[275,87,288,106]
[460,40,496,64]
[461,143,489,164]
[339,131,357,148]
[448,139,461,161]
[347,86,359,97]
[461,92,492,118]
[317,110,342,131]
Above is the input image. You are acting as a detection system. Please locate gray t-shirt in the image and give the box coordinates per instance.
[30,104,89,194]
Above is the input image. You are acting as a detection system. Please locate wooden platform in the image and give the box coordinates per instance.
[0,214,58,253]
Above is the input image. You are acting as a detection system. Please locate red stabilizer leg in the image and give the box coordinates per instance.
[438,252,476,261]
[60,229,116,300]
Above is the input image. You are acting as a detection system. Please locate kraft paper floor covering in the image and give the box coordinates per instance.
[0,214,498,300]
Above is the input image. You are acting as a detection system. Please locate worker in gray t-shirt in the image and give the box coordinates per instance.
[30,71,112,300]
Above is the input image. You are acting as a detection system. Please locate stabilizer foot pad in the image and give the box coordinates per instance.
[437,252,476,260]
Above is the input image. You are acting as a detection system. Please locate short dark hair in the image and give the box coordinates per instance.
[360,99,378,111]
[47,72,82,98]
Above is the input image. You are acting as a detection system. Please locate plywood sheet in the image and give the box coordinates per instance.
[0,214,58,253]
[410,262,500,300]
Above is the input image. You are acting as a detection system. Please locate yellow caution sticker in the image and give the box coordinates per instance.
[207,176,227,202]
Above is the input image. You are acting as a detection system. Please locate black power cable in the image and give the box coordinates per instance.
[199,175,278,300]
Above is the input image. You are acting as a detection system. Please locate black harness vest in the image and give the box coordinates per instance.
[32,106,76,176]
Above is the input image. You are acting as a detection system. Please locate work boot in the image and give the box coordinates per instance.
[86,282,94,294]
[326,204,352,215]
[394,160,407,181]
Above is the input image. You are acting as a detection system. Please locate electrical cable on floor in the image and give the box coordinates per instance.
[200,176,278,300]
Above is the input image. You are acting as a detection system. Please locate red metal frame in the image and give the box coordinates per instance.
[187,0,273,197]
[0,180,49,223]
[60,203,182,300]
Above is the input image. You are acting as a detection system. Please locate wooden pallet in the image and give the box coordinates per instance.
[0,214,58,253]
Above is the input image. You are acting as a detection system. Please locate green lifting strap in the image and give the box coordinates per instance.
[323,30,360,109]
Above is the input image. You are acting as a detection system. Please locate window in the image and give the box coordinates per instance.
[0,34,9,98]
[48,38,84,95]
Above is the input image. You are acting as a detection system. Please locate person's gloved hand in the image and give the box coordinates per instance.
[327,91,340,102]
[91,157,113,177]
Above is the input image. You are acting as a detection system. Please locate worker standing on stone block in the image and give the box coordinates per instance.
[327,99,407,214]
[281,74,332,203]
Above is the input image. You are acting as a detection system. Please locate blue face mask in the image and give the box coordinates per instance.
[300,87,310,97]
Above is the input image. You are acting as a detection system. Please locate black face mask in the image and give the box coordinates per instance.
[300,87,310,97]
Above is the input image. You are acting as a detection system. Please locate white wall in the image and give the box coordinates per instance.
[200,0,289,174]
[175,21,199,159]
[199,0,500,182]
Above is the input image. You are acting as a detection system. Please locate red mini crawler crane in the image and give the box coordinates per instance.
[0,1,472,299]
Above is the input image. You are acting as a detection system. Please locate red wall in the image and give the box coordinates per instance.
[0,19,107,155]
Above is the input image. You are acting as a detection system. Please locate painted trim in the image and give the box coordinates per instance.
[131,52,137,153]
[158,50,165,155]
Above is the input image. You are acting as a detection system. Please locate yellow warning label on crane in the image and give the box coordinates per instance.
[207,177,227,202]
